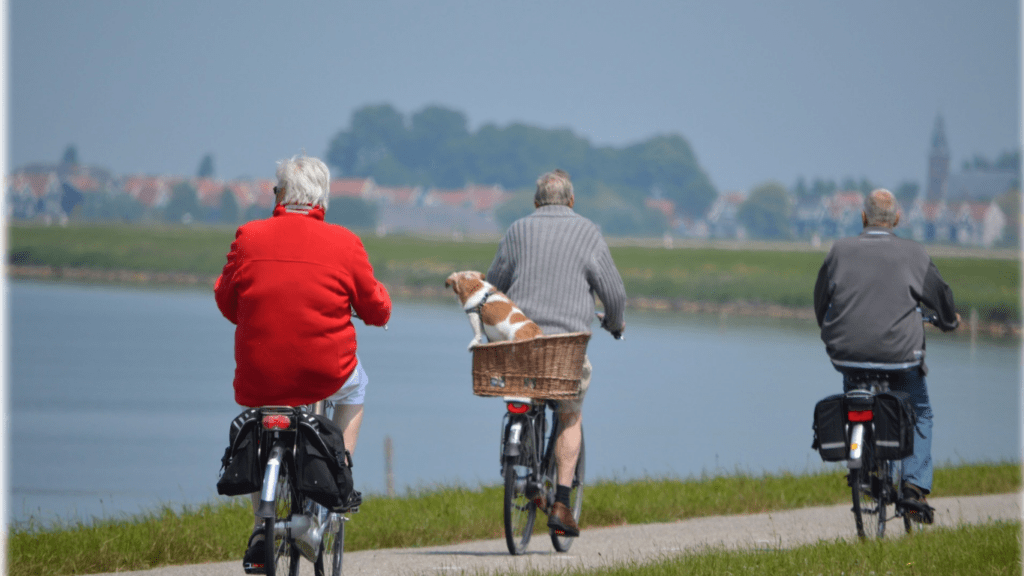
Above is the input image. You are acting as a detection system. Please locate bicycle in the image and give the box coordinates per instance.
[499,395,585,555]
[842,372,915,538]
[840,310,939,538]
[250,400,355,576]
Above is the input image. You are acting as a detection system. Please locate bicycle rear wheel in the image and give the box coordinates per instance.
[550,433,585,552]
[503,458,538,555]
[265,468,301,576]
[850,455,886,539]
[315,513,344,576]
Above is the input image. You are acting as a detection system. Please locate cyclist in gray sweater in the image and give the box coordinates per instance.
[487,169,626,537]
[813,188,959,520]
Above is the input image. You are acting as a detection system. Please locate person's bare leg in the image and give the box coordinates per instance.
[332,403,364,454]
[555,409,582,487]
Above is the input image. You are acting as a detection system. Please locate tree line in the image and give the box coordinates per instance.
[325,103,718,235]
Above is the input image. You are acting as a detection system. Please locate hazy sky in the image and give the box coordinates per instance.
[8,1,1021,193]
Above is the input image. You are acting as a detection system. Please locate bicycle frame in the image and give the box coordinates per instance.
[843,373,912,538]
[249,402,348,576]
[500,397,557,507]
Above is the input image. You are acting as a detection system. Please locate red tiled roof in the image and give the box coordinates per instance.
[377,186,419,205]
[645,198,676,219]
[251,179,276,208]
[330,178,373,197]
[8,173,58,198]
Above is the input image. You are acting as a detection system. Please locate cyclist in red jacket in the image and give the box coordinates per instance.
[215,155,390,571]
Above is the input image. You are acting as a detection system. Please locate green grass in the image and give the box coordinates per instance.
[497,521,1021,576]
[8,223,1020,321]
[9,463,1020,576]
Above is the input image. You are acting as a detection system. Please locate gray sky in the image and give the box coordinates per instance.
[8,1,1021,194]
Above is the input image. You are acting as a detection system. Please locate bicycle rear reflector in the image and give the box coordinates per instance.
[847,410,873,422]
[507,402,530,414]
[262,414,292,430]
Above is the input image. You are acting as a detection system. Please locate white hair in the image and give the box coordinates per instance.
[864,188,899,227]
[276,155,331,210]
[534,169,574,207]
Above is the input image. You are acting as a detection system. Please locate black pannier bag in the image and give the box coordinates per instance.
[295,412,354,510]
[812,394,848,461]
[872,390,917,460]
[217,408,262,496]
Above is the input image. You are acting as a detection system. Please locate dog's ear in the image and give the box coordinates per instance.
[475,271,485,282]
[446,273,461,292]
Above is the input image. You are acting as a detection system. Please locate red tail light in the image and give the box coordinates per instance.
[847,410,873,422]
[506,402,530,414]
[262,414,292,430]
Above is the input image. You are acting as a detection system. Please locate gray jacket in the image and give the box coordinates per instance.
[486,205,626,336]
[813,227,958,373]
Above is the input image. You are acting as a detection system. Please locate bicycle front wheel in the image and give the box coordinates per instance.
[316,513,344,576]
[503,458,538,555]
[265,468,301,576]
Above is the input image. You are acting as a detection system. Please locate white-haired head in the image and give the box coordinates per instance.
[275,155,331,210]
[534,169,574,208]
[863,188,900,228]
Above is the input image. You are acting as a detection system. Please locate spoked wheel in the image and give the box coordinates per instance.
[550,434,585,552]
[503,458,538,555]
[315,512,344,576]
[265,468,301,576]
[850,458,886,539]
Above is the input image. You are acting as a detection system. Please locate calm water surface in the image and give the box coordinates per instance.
[7,280,1021,526]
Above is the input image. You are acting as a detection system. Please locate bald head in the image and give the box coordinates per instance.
[863,189,900,228]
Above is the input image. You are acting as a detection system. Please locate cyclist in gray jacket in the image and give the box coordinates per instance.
[487,169,626,537]
[813,188,959,520]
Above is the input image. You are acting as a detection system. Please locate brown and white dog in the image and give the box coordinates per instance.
[444,270,542,350]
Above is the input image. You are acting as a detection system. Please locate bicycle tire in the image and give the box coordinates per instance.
[550,432,585,552]
[850,453,886,539]
[503,457,538,555]
[265,465,301,576]
[315,513,344,576]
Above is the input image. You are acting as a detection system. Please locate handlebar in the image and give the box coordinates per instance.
[595,312,624,340]
[916,307,939,326]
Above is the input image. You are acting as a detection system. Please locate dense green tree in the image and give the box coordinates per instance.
[218,187,239,224]
[325,102,718,233]
[737,181,792,239]
[61,145,79,167]
[164,182,202,224]
[325,197,379,230]
[197,154,216,178]
[894,181,920,208]
[810,178,837,199]
[994,150,1021,173]
[618,135,716,218]
[77,192,145,223]
[494,189,537,229]
[243,203,270,223]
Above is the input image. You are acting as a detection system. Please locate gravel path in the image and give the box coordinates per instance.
[88,493,1020,576]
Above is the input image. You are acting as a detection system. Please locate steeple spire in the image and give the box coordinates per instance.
[926,114,950,201]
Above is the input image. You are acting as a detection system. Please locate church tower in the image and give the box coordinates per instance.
[926,115,950,201]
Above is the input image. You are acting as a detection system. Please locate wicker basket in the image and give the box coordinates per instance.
[471,332,591,399]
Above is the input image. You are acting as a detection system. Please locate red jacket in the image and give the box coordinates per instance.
[215,205,391,407]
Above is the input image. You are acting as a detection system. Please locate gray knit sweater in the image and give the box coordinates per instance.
[486,205,627,336]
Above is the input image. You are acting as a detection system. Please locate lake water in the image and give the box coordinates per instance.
[7,280,1021,527]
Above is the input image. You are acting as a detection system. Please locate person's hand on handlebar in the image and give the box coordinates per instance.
[596,312,624,340]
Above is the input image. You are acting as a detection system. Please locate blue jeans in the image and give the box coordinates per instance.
[842,368,933,494]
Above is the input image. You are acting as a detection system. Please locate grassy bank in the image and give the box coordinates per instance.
[501,521,1021,576]
[9,463,1020,576]
[7,223,1022,323]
